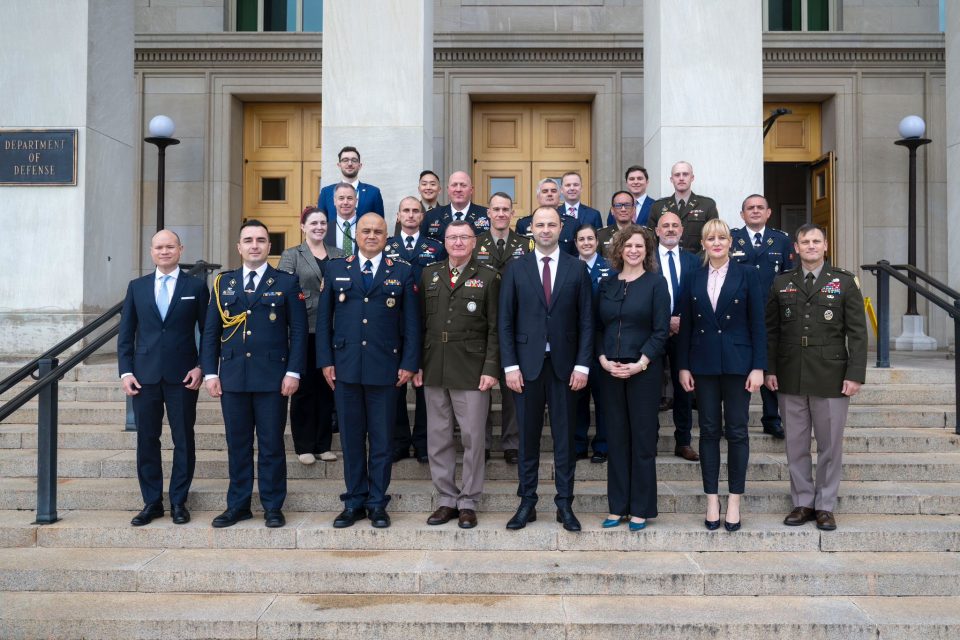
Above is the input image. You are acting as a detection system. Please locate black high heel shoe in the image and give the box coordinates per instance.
[723,519,741,532]
[704,517,721,531]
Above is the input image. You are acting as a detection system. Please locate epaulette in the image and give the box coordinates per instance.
[478,262,499,274]
[774,228,790,237]
[391,257,412,266]
[830,266,854,277]
[730,227,743,234]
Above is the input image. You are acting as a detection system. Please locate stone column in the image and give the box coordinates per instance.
[947,0,960,346]
[643,0,764,222]
[321,0,433,228]
[0,1,135,355]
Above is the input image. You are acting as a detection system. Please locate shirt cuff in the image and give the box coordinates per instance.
[574,365,590,376]
[203,374,219,381]
[119,372,132,379]
[285,371,301,379]
[503,365,520,373]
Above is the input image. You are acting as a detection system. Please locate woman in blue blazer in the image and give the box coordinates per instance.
[677,219,766,531]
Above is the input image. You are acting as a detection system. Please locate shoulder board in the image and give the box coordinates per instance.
[730,227,743,234]
[217,269,233,277]
[830,266,854,277]
[773,228,790,237]
[478,263,499,274]
[391,257,411,266]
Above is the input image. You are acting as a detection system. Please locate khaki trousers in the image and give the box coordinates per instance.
[780,393,850,512]
[425,386,490,510]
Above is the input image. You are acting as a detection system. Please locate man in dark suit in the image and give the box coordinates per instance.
[647,161,718,253]
[422,171,490,241]
[328,182,361,255]
[386,196,445,463]
[654,212,700,461]
[516,179,578,256]
[607,165,654,226]
[558,171,603,229]
[499,207,594,532]
[318,146,385,219]
[118,230,209,527]
[202,220,307,529]
[317,214,421,529]
[731,194,794,439]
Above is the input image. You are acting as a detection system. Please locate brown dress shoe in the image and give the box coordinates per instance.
[815,510,837,531]
[674,445,699,461]
[783,506,816,526]
[427,506,459,526]
[458,509,477,529]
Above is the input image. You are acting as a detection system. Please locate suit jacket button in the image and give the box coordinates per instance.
[362,340,367,346]
[718,330,722,333]
[364,297,369,303]
[246,330,252,336]
[393,348,398,354]
[362,319,368,324]
[725,315,731,320]
[246,352,251,357]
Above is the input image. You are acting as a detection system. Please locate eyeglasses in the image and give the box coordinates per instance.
[339,158,360,164]
[612,203,634,209]
[446,235,475,243]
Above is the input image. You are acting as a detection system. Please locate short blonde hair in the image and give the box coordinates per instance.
[699,218,731,265]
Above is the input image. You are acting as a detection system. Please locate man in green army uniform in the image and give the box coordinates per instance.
[416,220,501,529]
[473,191,531,463]
[764,223,868,532]
[597,190,637,258]
[646,161,718,253]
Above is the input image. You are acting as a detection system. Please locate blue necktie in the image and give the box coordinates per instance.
[754,232,763,248]
[362,259,374,291]
[157,274,171,320]
[667,251,680,311]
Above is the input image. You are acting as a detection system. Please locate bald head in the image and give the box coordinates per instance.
[150,229,183,273]
[447,171,474,209]
[656,211,683,250]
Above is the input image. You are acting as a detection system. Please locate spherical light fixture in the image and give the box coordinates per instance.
[148,115,176,139]
[898,115,925,140]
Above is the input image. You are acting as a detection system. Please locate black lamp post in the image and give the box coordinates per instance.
[144,115,180,233]
[894,115,931,316]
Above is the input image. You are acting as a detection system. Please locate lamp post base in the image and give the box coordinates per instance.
[894,314,938,351]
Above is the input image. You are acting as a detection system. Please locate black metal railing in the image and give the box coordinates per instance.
[0,260,220,524]
[861,260,959,434]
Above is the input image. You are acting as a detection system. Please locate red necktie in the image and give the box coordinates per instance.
[541,256,552,306]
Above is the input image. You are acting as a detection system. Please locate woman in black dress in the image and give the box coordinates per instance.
[595,225,671,530]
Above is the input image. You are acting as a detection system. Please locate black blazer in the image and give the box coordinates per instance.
[498,250,593,381]
[595,272,670,362]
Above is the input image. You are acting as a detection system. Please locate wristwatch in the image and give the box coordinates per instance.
[638,360,648,372]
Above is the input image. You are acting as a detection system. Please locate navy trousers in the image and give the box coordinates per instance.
[221,391,288,511]
[694,374,750,495]
[336,381,396,509]
[574,367,607,455]
[664,335,694,447]
[133,381,197,507]
[393,382,427,456]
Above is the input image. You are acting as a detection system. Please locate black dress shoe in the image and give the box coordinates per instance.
[171,504,190,525]
[333,507,367,528]
[506,503,537,530]
[392,449,411,463]
[369,507,391,528]
[556,505,582,532]
[264,509,285,528]
[575,451,589,460]
[485,449,491,462]
[763,423,786,439]
[130,503,164,527]
[658,397,674,412]
[503,449,519,465]
[590,451,607,464]
[415,450,429,463]
[211,507,253,528]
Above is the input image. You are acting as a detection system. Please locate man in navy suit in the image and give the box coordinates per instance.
[654,212,700,461]
[386,196,445,463]
[731,194,794,439]
[318,146,385,219]
[422,171,490,241]
[558,171,603,229]
[118,230,209,527]
[516,178,578,255]
[317,214,421,529]
[201,220,308,529]
[607,165,654,226]
[500,207,594,532]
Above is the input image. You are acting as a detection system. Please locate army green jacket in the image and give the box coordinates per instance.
[473,230,532,272]
[419,259,501,389]
[765,264,868,397]
[647,193,718,254]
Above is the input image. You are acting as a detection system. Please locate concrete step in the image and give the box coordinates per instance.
[4,448,960,484]
[2,477,958,514]
[2,510,959,553]
[1,591,958,639]
[3,423,957,454]
[2,546,958,596]
[4,402,955,428]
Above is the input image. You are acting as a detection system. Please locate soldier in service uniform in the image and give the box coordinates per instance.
[416,220,501,529]
[731,194,794,439]
[317,214,421,529]
[386,196,445,462]
[597,191,637,258]
[201,220,308,529]
[765,223,867,532]
[646,161,718,253]
[474,192,531,463]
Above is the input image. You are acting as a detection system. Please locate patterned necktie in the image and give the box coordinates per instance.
[569,205,577,219]
[541,256,552,306]
[754,232,763,248]
[157,275,172,320]
[342,221,352,254]
[667,251,680,311]
[362,260,374,291]
[449,267,459,288]
[245,270,257,303]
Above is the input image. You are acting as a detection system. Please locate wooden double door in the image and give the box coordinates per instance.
[243,103,322,264]
[472,103,591,222]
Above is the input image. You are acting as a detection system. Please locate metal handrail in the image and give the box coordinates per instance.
[0,260,220,523]
[861,260,959,435]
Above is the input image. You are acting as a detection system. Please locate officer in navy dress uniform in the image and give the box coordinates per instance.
[730,194,794,439]
[201,220,307,529]
[317,214,421,529]
[516,178,578,256]
[386,196,446,462]
[421,171,490,241]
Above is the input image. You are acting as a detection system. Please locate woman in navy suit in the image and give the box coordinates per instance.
[278,206,345,466]
[677,219,766,531]
[595,225,671,530]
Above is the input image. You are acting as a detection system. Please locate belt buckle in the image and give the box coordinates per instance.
[441,331,448,343]
[801,336,808,347]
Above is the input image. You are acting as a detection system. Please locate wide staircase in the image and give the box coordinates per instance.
[1,354,959,638]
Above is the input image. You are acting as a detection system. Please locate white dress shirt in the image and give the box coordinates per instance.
[451,201,473,219]
[357,251,383,276]
[335,214,358,251]
[401,231,419,250]
[657,244,682,312]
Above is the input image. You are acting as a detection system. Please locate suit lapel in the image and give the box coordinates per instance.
[162,274,187,324]
[715,263,741,318]
[140,275,164,323]
[548,253,569,311]
[525,253,548,308]
[806,268,830,301]
[299,244,324,282]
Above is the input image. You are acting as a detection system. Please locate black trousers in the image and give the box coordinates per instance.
[222,391,288,511]
[514,356,577,508]
[393,382,427,455]
[664,335,694,447]
[133,381,197,507]
[694,374,750,495]
[289,333,334,455]
[602,359,662,518]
